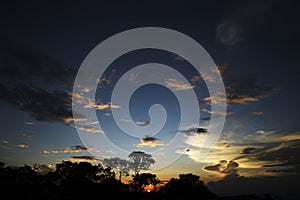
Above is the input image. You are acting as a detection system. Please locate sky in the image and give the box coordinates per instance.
[0,0,300,199]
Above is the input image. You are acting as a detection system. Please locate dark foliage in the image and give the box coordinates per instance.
[0,161,276,200]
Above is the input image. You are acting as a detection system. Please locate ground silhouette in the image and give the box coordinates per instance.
[0,161,277,200]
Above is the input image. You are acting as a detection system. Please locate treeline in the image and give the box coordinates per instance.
[0,161,274,200]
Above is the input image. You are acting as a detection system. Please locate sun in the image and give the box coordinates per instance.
[144,184,154,192]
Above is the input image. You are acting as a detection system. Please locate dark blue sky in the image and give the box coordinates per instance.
[0,0,300,199]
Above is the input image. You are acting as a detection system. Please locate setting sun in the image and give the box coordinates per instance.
[144,184,154,192]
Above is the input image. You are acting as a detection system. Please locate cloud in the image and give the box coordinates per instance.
[97,68,116,88]
[190,74,203,83]
[232,131,300,176]
[69,145,88,153]
[18,143,29,148]
[0,36,77,123]
[255,142,300,169]
[137,137,165,147]
[241,147,257,154]
[173,54,185,61]
[51,150,59,154]
[68,91,118,111]
[164,78,195,91]
[1,139,8,144]
[22,133,35,138]
[136,121,150,125]
[0,35,75,88]
[199,65,280,106]
[191,67,225,85]
[25,121,33,125]
[216,21,242,47]
[226,80,279,105]
[222,160,239,175]
[252,111,264,115]
[203,162,223,173]
[60,145,88,153]
[202,108,232,116]
[42,150,50,154]
[69,155,99,162]
[178,127,208,136]
[68,123,104,134]
[203,160,239,177]
[42,145,88,154]
[94,102,121,110]
[243,130,300,144]
[0,85,73,122]
[207,173,300,199]
[62,116,89,123]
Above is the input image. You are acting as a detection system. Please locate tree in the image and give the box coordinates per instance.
[128,151,155,192]
[163,173,215,198]
[55,161,101,183]
[102,157,130,181]
[128,151,155,176]
[0,161,5,168]
[97,164,116,182]
[133,173,160,192]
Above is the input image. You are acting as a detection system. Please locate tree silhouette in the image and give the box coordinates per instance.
[128,151,155,192]
[128,151,155,176]
[0,160,276,200]
[97,164,116,182]
[55,160,103,183]
[163,173,216,199]
[0,161,5,168]
[102,157,130,181]
[133,173,160,192]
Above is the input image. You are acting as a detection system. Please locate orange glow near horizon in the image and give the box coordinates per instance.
[144,184,154,192]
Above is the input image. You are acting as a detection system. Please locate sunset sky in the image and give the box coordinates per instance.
[0,1,299,199]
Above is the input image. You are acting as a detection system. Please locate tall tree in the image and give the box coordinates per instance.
[128,151,155,192]
[128,151,155,176]
[102,157,130,181]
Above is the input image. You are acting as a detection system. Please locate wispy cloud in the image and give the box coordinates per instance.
[68,123,104,134]
[136,121,150,125]
[173,54,185,61]
[164,78,195,91]
[202,129,300,179]
[97,68,116,88]
[42,145,88,155]
[62,116,89,123]
[0,139,10,150]
[22,133,35,138]
[252,111,264,115]
[18,143,29,148]
[69,155,99,162]
[202,80,279,105]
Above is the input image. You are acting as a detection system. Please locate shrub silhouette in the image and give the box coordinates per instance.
[0,161,276,200]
